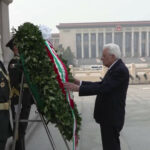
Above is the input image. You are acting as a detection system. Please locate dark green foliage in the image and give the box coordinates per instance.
[14,22,81,141]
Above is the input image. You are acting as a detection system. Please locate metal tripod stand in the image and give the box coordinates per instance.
[11,73,70,150]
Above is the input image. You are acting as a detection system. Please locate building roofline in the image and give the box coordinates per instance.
[57,20,150,29]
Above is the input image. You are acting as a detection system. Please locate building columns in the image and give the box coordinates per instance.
[76,27,150,60]
[81,33,84,58]
[103,30,106,45]
[123,31,126,57]
[96,33,99,57]
[89,33,91,58]
[131,29,134,57]
[139,31,142,57]
[112,30,114,43]
[146,31,149,56]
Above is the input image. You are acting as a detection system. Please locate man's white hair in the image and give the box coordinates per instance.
[103,43,121,59]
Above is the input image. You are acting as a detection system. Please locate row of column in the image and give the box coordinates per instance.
[79,30,150,58]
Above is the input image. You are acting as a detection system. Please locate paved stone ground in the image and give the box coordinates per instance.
[122,85,150,150]
[6,84,150,150]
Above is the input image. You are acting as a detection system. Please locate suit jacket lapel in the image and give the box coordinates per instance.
[102,69,111,81]
[102,59,122,81]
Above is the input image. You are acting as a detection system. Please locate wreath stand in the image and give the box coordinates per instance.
[11,73,71,150]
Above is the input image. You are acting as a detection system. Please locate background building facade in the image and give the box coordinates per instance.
[56,21,150,65]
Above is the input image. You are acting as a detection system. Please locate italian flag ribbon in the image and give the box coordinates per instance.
[45,41,77,150]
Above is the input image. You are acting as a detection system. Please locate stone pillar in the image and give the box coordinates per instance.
[0,0,13,67]
[81,33,84,58]
[89,33,91,58]
[139,30,142,57]
[103,30,106,45]
[131,29,134,57]
[112,30,114,43]
[96,33,98,57]
[146,31,149,56]
[123,31,126,57]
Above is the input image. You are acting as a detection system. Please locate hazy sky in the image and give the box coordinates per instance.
[9,0,150,33]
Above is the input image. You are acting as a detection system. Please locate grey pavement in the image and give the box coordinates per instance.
[6,84,150,150]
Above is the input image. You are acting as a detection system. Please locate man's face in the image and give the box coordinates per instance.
[101,48,115,67]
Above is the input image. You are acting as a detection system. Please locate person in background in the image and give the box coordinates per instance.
[0,59,12,150]
[64,43,129,150]
[6,38,33,150]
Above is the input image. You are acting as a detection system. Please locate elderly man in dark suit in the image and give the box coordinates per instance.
[64,43,129,150]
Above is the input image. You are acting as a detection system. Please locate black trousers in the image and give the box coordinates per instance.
[100,125,122,150]
[15,137,25,150]
[0,139,7,150]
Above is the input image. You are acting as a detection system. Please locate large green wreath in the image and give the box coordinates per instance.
[13,22,81,141]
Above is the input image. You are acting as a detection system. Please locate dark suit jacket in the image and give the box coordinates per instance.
[79,59,129,129]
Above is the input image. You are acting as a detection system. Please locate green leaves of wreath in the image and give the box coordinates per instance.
[13,22,81,141]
